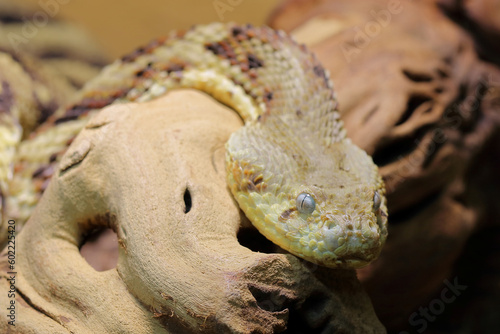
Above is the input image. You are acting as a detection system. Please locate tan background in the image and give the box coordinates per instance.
[24,0,283,58]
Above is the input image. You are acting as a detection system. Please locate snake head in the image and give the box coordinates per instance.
[281,181,388,268]
[284,141,388,268]
[228,138,388,269]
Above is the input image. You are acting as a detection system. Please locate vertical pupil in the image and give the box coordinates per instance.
[297,193,315,214]
[300,195,307,209]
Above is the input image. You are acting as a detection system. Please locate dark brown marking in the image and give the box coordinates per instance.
[0,81,14,114]
[56,88,130,125]
[165,63,185,73]
[279,208,296,221]
[246,181,256,191]
[264,91,273,102]
[54,113,80,124]
[78,96,116,109]
[313,65,324,78]
[32,164,54,179]
[57,104,92,124]
[253,175,263,185]
[120,36,167,63]
[32,166,47,178]
[205,42,225,56]
[33,93,58,124]
[313,65,330,86]
[296,109,302,117]
[143,37,167,54]
[109,88,131,99]
[121,46,145,63]
[32,162,55,194]
[221,40,232,52]
[247,54,264,69]
[0,14,24,24]
[246,173,266,192]
[232,26,244,37]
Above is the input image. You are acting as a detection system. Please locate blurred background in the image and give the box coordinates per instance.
[23,0,282,58]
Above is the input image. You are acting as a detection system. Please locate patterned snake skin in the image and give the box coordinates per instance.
[1,23,388,268]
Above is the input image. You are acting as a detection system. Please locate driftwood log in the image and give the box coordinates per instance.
[0,90,385,333]
[269,0,500,331]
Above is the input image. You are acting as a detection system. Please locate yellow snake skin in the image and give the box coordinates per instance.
[2,23,387,268]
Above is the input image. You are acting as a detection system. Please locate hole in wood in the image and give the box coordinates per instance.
[184,188,192,213]
[80,228,119,271]
[237,226,277,254]
[248,284,290,313]
[402,69,434,82]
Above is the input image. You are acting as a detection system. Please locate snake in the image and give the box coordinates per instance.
[1,23,387,268]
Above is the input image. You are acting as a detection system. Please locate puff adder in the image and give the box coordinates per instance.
[1,23,388,268]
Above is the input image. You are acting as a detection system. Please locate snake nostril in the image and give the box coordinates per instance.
[183,188,192,213]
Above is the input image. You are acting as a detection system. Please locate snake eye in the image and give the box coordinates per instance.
[296,193,316,214]
[373,191,381,211]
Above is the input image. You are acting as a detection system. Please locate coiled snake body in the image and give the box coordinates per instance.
[1,23,387,268]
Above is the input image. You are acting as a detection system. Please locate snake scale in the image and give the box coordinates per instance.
[1,23,387,268]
